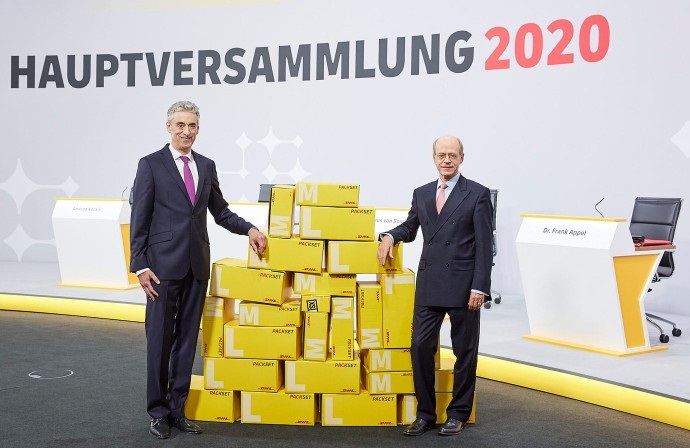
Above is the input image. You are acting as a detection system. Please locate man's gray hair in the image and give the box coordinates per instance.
[166,101,200,123]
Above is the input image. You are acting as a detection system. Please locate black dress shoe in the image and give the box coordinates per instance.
[149,418,170,439]
[171,416,203,434]
[403,418,435,436]
[438,418,467,436]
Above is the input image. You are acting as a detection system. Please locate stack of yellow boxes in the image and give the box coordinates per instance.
[184,181,475,426]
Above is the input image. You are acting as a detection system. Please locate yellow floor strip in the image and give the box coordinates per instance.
[0,293,145,322]
[3,293,688,431]
[476,354,690,431]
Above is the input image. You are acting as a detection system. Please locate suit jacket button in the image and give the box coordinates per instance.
[445,241,450,245]
[445,263,450,267]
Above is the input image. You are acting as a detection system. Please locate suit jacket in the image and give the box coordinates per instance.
[387,175,493,307]
[129,145,254,281]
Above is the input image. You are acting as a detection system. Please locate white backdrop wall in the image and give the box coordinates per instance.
[2,0,689,316]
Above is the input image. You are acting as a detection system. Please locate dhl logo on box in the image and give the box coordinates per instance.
[295,182,359,207]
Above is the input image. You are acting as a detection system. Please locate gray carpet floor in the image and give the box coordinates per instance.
[1,310,688,448]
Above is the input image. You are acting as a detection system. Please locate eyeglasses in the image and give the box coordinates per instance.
[435,152,460,161]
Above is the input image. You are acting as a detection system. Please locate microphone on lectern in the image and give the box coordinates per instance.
[594,197,605,218]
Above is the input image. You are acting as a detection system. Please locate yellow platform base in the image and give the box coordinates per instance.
[523,334,668,356]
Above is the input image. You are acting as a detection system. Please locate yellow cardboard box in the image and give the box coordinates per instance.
[303,311,329,361]
[398,393,476,424]
[300,294,331,313]
[184,375,240,423]
[435,354,455,393]
[363,348,412,372]
[365,369,415,394]
[211,258,293,305]
[300,206,375,241]
[379,269,415,348]
[268,185,296,238]
[201,296,236,358]
[293,271,356,296]
[330,297,355,361]
[327,241,403,274]
[285,357,360,394]
[238,300,302,327]
[295,181,359,207]
[248,237,324,274]
[224,320,302,360]
[357,281,383,349]
[204,357,283,392]
[241,389,317,425]
[321,390,396,426]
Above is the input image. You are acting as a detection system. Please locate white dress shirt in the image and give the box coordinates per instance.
[169,144,199,193]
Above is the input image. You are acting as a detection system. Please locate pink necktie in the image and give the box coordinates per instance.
[436,182,448,214]
[180,156,196,205]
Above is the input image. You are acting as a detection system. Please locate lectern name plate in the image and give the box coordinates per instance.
[516,215,628,250]
[53,199,127,220]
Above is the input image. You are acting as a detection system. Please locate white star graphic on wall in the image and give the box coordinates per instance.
[0,160,81,207]
[0,159,79,259]
[4,226,53,261]
[221,128,311,184]
[258,126,304,157]
[671,121,690,159]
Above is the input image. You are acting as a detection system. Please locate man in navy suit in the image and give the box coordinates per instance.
[378,135,493,437]
[130,100,267,439]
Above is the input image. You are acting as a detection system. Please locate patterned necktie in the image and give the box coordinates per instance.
[436,182,448,214]
[180,155,196,205]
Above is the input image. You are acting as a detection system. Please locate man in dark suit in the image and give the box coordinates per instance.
[130,100,266,439]
[377,135,493,437]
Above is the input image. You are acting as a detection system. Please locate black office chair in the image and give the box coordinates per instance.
[484,189,502,309]
[258,183,297,203]
[629,197,683,343]
[258,184,275,203]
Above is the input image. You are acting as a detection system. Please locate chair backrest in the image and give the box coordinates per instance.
[258,184,274,203]
[489,189,498,257]
[629,197,682,278]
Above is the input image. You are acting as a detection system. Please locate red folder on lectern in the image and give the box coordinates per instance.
[635,238,672,247]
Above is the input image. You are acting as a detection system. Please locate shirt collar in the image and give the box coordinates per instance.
[438,172,460,189]
[169,144,193,162]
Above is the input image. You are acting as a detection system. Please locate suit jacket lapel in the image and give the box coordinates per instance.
[159,145,193,207]
[423,182,438,223]
[192,150,206,209]
[429,175,470,239]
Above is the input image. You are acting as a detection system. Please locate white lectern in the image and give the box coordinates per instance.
[52,198,138,289]
[516,214,670,355]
